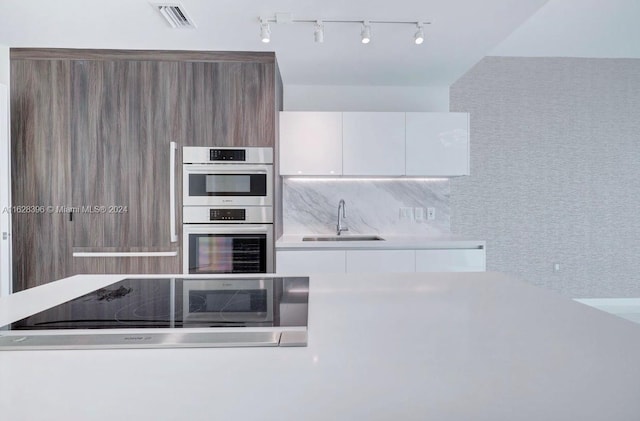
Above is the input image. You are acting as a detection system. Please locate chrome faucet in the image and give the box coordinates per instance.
[336,199,349,236]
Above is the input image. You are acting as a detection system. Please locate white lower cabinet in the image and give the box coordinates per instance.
[277,247,486,274]
[276,250,346,274]
[415,249,486,272]
[346,250,414,273]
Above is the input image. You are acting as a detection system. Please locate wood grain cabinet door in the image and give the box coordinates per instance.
[10,59,74,291]
[70,60,179,250]
[183,61,275,147]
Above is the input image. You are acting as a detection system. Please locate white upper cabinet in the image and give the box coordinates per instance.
[279,111,470,177]
[405,112,469,176]
[279,112,342,175]
[342,112,405,176]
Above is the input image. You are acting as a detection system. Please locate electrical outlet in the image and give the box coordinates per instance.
[427,207,436,220]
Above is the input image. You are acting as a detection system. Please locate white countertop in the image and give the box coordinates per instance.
[1,272,640,420]
[277,234,485,250]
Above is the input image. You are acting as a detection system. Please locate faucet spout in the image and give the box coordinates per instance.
[336,199,349,236]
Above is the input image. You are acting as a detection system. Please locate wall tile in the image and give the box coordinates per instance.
[283,178,450,236]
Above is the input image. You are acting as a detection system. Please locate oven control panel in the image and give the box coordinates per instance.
[210,149,246,161]
[210,209,246,221]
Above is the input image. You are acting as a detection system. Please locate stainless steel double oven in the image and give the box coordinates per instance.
[182,147,273,274]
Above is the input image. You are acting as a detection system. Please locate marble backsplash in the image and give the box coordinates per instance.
[282,178,450,236]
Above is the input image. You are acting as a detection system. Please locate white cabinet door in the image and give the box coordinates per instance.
[279,112,342,175]
[405,112,469,176]
[342,112,405,176]
[346,250,415,273]
[415,249,485,272]
[276,250,346,274]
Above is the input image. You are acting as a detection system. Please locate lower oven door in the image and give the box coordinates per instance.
[183,224,273,274]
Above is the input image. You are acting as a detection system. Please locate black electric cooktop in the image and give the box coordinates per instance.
[8,277,309,331]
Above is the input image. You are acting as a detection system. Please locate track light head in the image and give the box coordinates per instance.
[414,23,424,45]
[314,20,324,43]
[361,21,371,44]
[260,18,271,43]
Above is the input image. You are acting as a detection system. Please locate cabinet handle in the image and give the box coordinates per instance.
[72,251,178,258]
[169,141,178,243]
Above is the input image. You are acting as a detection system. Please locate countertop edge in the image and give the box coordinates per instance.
[276,236,486,250]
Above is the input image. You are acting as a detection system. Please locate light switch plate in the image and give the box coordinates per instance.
[414,207,426,221]
[399,207,414,220]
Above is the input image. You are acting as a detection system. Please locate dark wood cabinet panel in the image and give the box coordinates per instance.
[10,49,281,291]
[181,61,276,147]
[11,49,275,63]
[10,60,73,291]
[70,60,179,249]
[72,254,181,275]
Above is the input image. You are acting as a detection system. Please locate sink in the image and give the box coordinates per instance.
[302,235,385,242]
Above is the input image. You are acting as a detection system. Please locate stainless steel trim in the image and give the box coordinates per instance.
[0,331,287,350]
[72,251,179,258]
[182,206,273,224]
[182,224,274,274]
[183,146,273,164]
[169,141,178,243]
[279,331,308,347]
[169,278,176,328]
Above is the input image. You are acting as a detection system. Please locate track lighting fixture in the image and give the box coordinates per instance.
[360,21,371,44]
[314,20,324,43]
[414,23,424,45]
[258,14,430,45]
[260,18,271,43]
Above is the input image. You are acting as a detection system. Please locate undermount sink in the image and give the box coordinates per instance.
[302,235,385,242]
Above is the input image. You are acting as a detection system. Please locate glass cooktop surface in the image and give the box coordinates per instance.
[7,277,309,331]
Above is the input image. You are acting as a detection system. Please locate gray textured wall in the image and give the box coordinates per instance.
[450,57,640,298]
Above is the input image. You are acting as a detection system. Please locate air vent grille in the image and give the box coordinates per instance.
[154,3,196,28]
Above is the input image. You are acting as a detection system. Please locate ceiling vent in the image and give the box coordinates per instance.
[153,3,196,28]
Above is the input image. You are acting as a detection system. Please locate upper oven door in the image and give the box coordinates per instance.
[183,164,273,206]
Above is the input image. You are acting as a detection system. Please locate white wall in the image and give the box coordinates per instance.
[284,85,449,112]
[0,45,10,296]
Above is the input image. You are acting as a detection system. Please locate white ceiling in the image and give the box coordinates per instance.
[4,0,637,86]
[0,0,548,86]
[490,0,640,58]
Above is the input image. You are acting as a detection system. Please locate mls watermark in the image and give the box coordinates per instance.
[2,205,129,214]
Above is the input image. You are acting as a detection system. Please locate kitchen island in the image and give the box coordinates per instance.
[1,272,640,420]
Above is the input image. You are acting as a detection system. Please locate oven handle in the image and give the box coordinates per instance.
[170,141,178,243]
[182,164,270,174]
[184,224,271,235]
